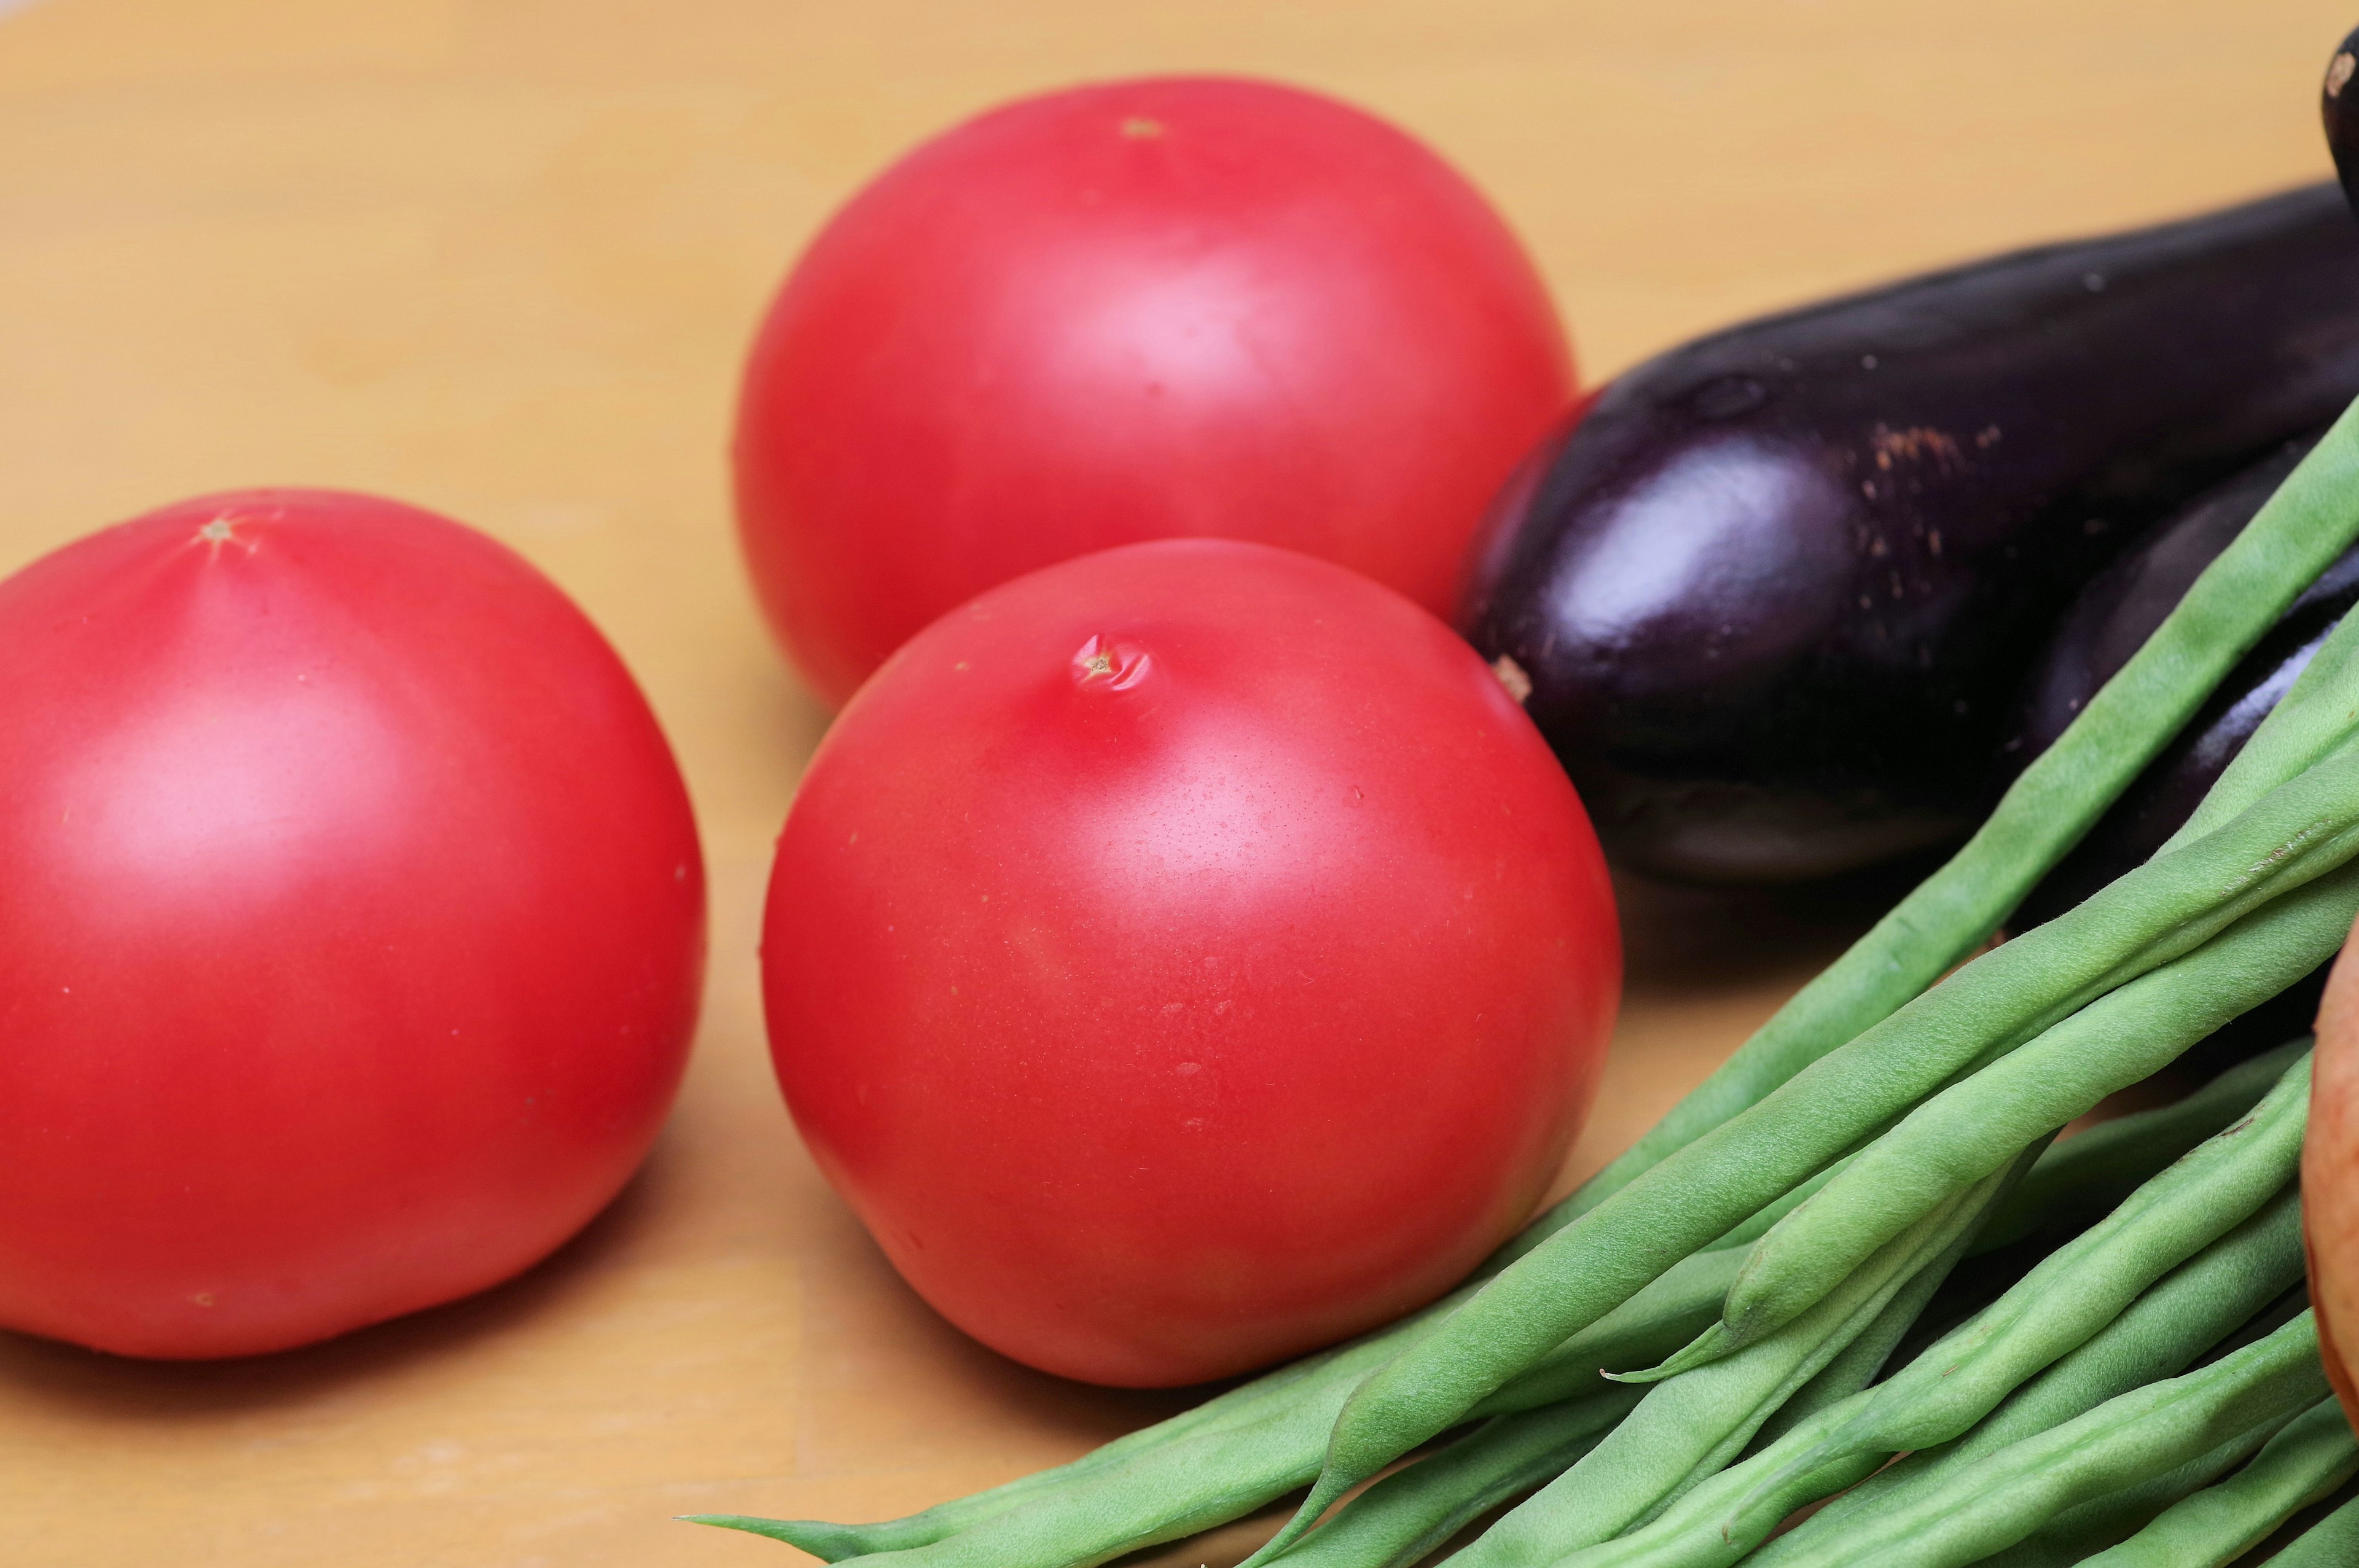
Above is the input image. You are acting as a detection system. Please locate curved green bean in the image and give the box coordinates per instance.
[2079,1395,2359,1566]
[2273,1491,2359,1567]
[1576,1188,2307,1568]
[2162,588,2359,853]
[695,1239,1758,1568]
[1466,1244,1744,1419]
[1761,1056,2309,1484]
[1775,1184,2308,1554]
[1974,1416,2294,1568]
[1265,776,2359,1559]
[1712,873,2344,1360]
[683,1294,1457,1559]
[1441,1164,2009,1568]
[698,1124,1862,1559]
[1742,1311,2328,1568]
[1972,1039,2307,1257]
[1734,1231,1950,1451]
[1272,1389,1643,1568]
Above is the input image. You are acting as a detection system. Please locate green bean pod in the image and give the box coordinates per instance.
[1266,751,2359,1554]
[1761,1056,2310,1483]
[1578,1188,2308,1568]
[706,1242,1772,1568]
[1741,1311,2330,1568]
[2161,586,2359,854]
[1975,1414,2296,1568]
[684,1297,1455,1559]
[705,1102,1871,1558]
[1772,1184,2307,1556]
[1972,1039,2308,1257]
[1737,1135,2027,1457]
[706,1348,1387,1568]
[1466,1245,1746,1419]
[1270,1389,1643,1568]
[2272,1491,2359,1567]
[2078,1396,2359,1566]
[1720,875,2342,1359]
[1259,1187,1941,1568]
[1438,1166,2008,1568]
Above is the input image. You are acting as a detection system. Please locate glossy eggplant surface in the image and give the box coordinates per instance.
[2327,24,2359,216]
[2009,437,2359,1066]
[1461,184,2359,884]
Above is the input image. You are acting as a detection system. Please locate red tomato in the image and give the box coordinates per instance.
[735,75,1573,704]
[0,490,705,1359]
[762,540,1618,1386]
[2307,917,2359,1432]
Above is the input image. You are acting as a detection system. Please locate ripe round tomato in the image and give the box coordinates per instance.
[2307,918,2359,1432]
[0,490,705,1359]
[762,540,1618,1386]
[735,75,1573,704]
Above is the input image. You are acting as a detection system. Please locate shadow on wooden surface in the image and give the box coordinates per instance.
[0,1145,675,1422]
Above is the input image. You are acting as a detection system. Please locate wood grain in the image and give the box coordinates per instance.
[0,1,2346,1562]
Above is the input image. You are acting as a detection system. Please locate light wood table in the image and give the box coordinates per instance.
[0,1,2345,1562]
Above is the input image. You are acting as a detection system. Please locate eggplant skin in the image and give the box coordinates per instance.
[2009,437,2359,1066]
[1460,184,2359,886]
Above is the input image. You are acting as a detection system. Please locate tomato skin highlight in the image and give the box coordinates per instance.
[762,540,1618,1387]
[0,490,705,1359]
[735,74,1573,704]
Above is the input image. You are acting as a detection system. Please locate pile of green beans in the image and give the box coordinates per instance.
[694,386,2359,1568]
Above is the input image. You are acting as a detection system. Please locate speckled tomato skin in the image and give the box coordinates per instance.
[762,539,1619,1386]
[2309,918,2359,1433]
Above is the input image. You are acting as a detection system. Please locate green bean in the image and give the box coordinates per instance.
[1570,1190,2308,1568]
[1272,1389,1644,1568]
[1707,874,2346,1366]
[704,1129,1865,1558]
[1439,1163,2011,1568]
[1971,1038,2309,1257]
[1777,1185,2308,1550]
[1555,1402,1882,1568]
[701,1331,1415,1568]
[697,1241,1769,1568]
[1257,1184,1935,1568]
[1255,773,2359,1561]
[1737,1134,2026,1456]
[2274,1491,2359,1567]
[1468,1158,1915,1422]
[684,1296,1459,1559]
[1974,1414,2294,1568]
[1466,1244,1745,1419]
[1738,1311,2329,1568]
[2078,1396,2359,1566]
[1554,1199,1983,1563]
[1652,1138,2020,1506]
[2162,589,2359,854]
[1487,399,2359,1276]
[1760,1056,2310,1484]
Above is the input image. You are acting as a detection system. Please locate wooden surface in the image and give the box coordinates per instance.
[0,1,2347,1562]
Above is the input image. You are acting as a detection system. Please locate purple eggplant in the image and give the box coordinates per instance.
[1460,185,2359,885]
[2326,23,2359,214]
